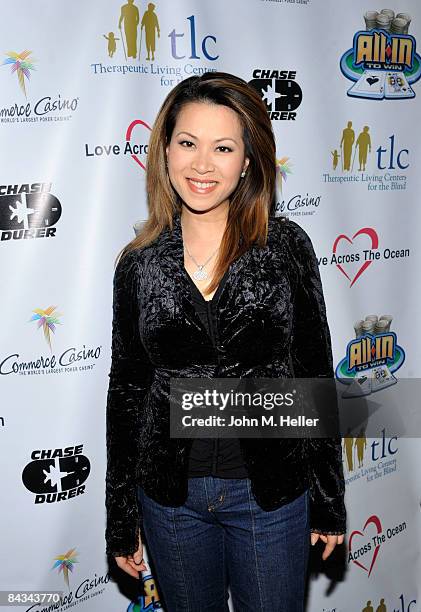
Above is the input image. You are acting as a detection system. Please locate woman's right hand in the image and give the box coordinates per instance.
[115,530,148,578]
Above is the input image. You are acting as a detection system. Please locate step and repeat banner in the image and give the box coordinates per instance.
[1,1,420,610]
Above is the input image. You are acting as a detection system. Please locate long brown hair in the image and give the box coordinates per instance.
[117,71,277,297]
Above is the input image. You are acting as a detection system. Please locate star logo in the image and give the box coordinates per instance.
[2,50,36,97]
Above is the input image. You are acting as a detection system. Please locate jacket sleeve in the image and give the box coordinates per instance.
[286,219,346,536]
[105,249,154,557]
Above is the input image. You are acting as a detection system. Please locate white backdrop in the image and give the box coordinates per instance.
[0,1,420,610]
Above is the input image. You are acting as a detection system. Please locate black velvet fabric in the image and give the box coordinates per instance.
[105,210,346,557]
[186,270,249,478]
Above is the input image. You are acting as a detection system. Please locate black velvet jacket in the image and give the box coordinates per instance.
[105,210,346,557]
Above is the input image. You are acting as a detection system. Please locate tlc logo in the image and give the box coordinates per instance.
[371,428,398,462]
[169,15,218,61]
[376,135,409,170]
[361,594,417,612]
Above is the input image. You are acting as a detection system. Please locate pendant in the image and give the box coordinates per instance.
[193,266,208,281]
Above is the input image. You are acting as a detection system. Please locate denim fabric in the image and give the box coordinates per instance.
[137,476,310,611]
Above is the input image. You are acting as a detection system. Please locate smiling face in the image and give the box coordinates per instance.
[165,101,249,214]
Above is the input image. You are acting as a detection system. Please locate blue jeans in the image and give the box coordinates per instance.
[136,477,310,611]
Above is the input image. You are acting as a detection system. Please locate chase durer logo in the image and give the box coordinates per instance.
[22,444,90,504]
[248,69,302,120]
[0,183,62,242]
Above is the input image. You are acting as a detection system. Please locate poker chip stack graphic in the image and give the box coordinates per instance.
[363,9,411,33]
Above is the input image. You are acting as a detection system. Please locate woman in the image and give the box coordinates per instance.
[105,72,346,611]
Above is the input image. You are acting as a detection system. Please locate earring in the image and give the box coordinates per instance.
[241,170,246,178]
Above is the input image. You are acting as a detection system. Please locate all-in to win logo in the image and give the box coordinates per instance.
[336,313,405,397]
[340,9,421,100]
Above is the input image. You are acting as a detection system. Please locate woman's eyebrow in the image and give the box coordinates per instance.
[175,131,238,144]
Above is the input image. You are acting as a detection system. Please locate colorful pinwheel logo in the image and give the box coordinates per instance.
[275,156,293,193]
[29,306,62,350]
[2,50,36,97]
[52,548,79,589]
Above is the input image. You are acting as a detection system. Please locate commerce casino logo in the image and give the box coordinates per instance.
[248,69,303,120]
[29,305,62,351]
[335,313,405,398]
[0,183,62,242]
[43,548,111,610]
[1,49,79,124]
[22,444,90,504]
[1,50,36,98]
[274,156,322,217]
[0,305,102,378]
[340,9,421,100]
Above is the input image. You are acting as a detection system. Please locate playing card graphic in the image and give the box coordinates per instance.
[370,364,398,392]
[342,373,372,398]
[384,71,415,99]
[347,71,386,99]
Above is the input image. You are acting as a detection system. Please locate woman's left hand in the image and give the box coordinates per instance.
[310,532,345,560]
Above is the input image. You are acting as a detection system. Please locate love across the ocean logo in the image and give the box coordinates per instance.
[84,118,151,171]
[317,227,411,287]
[348,513,407,577]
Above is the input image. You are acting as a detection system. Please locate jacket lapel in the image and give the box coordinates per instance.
[155,210,253,345]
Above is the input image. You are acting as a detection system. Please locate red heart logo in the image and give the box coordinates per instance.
[333,227,379,287]
[125,119,152,171]
[349,514,382,577]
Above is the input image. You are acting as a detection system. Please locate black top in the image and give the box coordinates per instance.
[185,268,248,478]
